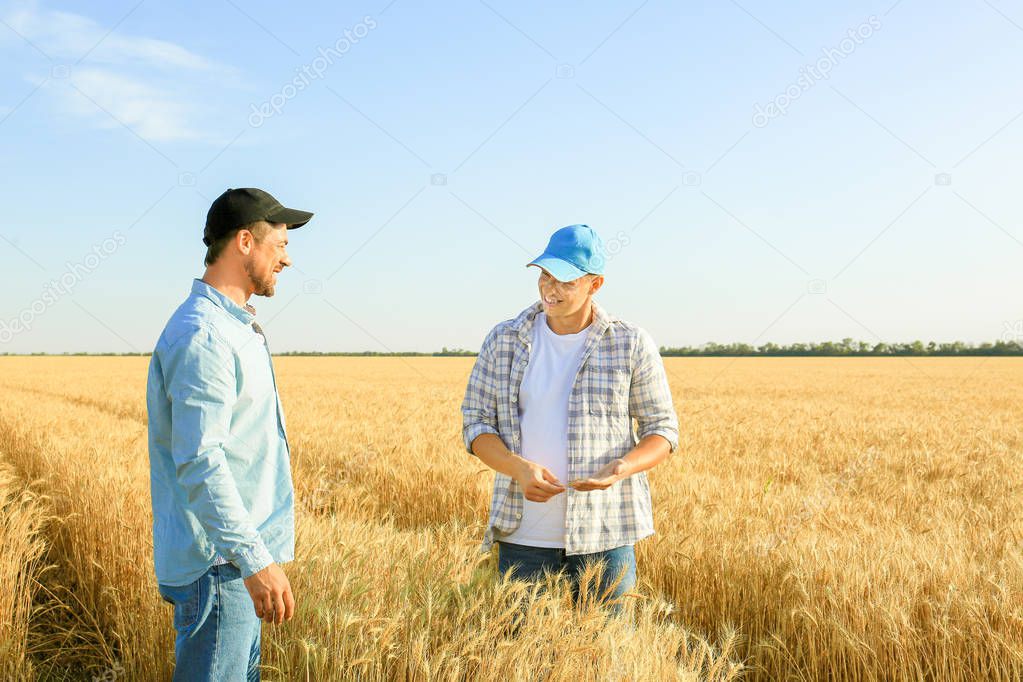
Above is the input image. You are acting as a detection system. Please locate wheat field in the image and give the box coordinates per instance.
[0,356,1020,680]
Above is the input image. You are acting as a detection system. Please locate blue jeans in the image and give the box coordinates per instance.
[157,562,262,681]
[496,541,637,613]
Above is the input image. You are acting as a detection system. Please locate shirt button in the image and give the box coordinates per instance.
[515,513,522,519]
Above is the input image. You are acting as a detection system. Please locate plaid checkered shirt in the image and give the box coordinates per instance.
[461,300,680,556]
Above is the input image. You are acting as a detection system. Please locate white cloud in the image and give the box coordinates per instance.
[4,5,221,71]
[4,4,234,142]
[62,68,204,142]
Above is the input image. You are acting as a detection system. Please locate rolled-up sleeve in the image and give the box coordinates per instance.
[629,329,680,452]
[461,328,502,455]
[163,329,274,578]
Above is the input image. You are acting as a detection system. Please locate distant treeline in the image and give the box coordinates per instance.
[0,347,478,358]
[659,339,1023,357]
[3,341,1022,357]
[275,347,477,357]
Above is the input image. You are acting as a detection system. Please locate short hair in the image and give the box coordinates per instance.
[204,221,272,267]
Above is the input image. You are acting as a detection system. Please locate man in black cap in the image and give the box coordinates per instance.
[147,188,312,680]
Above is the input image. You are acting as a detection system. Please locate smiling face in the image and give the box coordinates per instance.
[242,222,291,297]
[536,267,603,322]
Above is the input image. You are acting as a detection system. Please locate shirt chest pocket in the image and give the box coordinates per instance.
[239,339,276,403]
[578,357,630,416]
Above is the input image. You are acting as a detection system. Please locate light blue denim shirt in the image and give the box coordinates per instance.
[147,279,294,586]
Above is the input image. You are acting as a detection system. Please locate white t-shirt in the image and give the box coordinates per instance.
[502,312,590,548]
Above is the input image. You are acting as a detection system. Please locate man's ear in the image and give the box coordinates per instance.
[236,229,255,256]
[590,275,605,294]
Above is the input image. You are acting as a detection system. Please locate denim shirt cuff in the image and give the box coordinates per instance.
[232,541,275,578]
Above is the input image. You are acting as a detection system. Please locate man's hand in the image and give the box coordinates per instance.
[570,458,631,491]
[243,563,295,625]
[514,460,566,502]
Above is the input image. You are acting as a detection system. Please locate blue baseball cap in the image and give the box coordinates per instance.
[526,224,606,282]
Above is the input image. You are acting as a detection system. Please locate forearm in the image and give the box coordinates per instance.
[620,434,672,477]
[172,406,272,577]
[176,447,274,576]
[470,433,528,479]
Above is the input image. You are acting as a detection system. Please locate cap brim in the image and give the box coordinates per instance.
[267,206,314,229]
[526,256,588,282]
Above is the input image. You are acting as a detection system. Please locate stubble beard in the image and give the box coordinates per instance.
[245,260,276,297]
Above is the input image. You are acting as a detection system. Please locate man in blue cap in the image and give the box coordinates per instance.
[461,224,679,611]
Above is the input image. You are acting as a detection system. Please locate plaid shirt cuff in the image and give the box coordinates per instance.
[463,422,500,455]
[637,426,679,453]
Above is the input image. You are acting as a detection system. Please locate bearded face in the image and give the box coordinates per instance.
[244,224,290,297]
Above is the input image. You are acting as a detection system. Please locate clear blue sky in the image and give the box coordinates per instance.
[1,0,1020,353]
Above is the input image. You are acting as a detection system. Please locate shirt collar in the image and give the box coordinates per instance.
[191,278,256,325]
[513,299,613,345]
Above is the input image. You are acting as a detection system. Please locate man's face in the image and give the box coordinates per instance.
[244,223,291,297]
[537,268,601,319]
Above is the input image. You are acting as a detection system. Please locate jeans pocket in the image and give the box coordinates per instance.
[158,579,202,631]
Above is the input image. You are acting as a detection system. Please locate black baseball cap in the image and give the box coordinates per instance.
[203,188,313,246]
